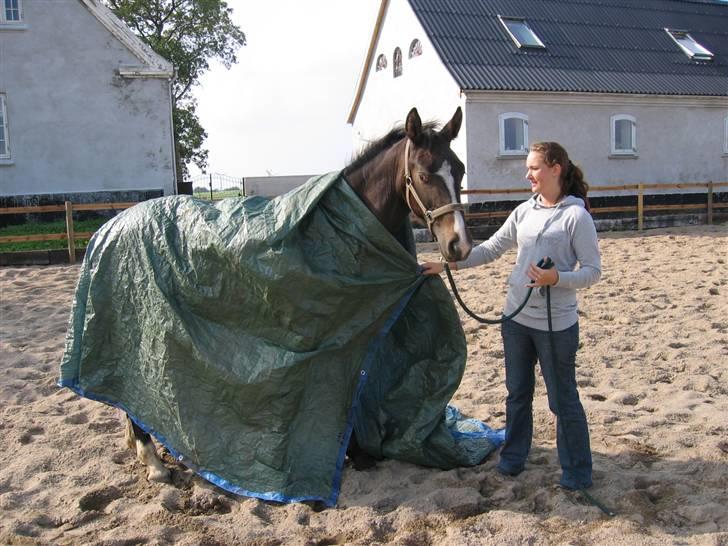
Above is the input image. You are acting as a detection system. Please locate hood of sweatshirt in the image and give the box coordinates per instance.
[529,194,585,210]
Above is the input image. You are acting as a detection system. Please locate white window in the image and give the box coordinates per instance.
[1,0,22,22]
[665,29,714,61]
[611,114,637,155]
[498,16,545,49]
[499,113,529,156]
[0,94,10,159]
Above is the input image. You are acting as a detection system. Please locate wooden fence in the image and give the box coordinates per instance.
[463,181,728,230]
[0,181,726,264]
[0,202,136,263]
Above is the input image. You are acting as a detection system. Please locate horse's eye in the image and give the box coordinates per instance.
[418,173,429,183]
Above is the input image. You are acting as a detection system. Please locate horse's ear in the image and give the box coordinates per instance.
[440,107,462,142]
[405,107,422,143]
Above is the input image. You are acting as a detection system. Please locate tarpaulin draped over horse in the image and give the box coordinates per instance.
[59,171,502,506]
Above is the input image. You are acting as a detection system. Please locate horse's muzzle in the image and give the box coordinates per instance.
[439,232,472,263]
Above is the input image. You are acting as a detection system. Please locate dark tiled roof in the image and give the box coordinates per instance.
[408,0,728,95]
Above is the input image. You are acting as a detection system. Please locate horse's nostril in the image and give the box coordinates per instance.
[448,237,460,257]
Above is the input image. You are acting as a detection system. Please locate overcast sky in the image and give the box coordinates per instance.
[192,1,381,178]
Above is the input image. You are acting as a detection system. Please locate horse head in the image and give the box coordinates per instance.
[402,107,472,262]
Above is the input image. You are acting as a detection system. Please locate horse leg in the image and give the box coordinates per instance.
[347,431,378,471]
[124,416,171,483]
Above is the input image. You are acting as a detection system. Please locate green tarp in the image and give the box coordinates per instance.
[59,172,500,505]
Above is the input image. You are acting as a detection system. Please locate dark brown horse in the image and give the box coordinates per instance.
[126,106,473,481]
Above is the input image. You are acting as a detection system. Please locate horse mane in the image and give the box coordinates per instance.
[343,122,440,176]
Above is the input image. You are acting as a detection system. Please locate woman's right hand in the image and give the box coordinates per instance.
[420,262,455,275]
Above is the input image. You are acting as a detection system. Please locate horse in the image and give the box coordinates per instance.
[118,106,473,484]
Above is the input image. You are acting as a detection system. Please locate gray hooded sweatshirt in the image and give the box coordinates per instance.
[456,194,601,331]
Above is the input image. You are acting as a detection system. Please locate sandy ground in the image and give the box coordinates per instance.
[0,224,727,545]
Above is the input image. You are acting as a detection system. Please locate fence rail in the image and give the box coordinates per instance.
[463,181,728,230]
[0,181,726,263]
[0,201,136,263]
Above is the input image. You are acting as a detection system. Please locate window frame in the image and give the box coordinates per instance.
[393,47,403,78]
[610,114,637,156]
[498,112,529,157]
[0,94,10,160]
[498,15,545,49]
[409,39,422,59]
[1,0,22,23]
[724,116,728,155]
[665,28,714,61]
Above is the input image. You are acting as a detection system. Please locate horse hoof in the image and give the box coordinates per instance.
[351,454,378,471]
[148,467,171,483]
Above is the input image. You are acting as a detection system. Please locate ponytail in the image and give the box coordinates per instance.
[564,159,590,212]
[530,142,590,212]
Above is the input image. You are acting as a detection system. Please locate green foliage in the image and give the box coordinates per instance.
[105,0,246,179]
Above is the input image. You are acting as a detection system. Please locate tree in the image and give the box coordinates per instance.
[106,0,246,182]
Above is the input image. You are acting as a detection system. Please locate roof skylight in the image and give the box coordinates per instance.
[498,16,545,49]
[665,29,714,61]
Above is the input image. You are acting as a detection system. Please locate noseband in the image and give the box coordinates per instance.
[403,139,464,236]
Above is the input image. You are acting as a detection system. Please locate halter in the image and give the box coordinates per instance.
[403,139,464,236]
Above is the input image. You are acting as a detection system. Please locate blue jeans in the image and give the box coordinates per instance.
[497,319,592,489]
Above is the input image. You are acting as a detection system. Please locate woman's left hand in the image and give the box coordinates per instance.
[526,262,559,287]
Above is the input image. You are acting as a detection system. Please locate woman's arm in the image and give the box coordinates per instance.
[455,209,519,271]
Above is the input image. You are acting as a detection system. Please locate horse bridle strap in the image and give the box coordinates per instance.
[404,139,464,234]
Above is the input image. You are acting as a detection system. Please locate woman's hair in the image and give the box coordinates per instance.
[530,142,590,211]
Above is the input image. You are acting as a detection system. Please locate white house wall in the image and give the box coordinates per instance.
[465,92,728,201]
[351,0,467,172]
[0,0,175,198]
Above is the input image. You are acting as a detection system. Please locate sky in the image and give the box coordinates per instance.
[191,1,382,178]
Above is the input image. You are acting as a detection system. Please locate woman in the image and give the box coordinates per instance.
[421,142,601,490]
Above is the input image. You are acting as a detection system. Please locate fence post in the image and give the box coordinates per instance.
[65,201,76,263]
[637,183,644,231]
[707,181,714,225]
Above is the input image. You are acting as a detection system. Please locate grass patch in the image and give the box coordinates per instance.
[0,218,109,252]
[193,190,243,200]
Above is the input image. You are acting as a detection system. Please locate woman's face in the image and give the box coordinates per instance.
[525,151,561,197]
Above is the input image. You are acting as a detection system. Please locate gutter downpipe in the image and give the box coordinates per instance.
[167,73,178,195]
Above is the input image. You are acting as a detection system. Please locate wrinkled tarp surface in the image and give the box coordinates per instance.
[59,172,502,506]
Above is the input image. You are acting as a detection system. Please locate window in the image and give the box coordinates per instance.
[498,16,545,49]
[375,54,387,72]
[611,115,636,155]
[724,116,728,155]
[393,47,402,78]
[0,94,10,159]
[409,39,422,59]
[499,113,529,155]
[1,0,21,22]
[665,29,714,61]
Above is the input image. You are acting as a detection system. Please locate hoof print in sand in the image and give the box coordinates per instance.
[18,426,45,445]
[78,486,123,512]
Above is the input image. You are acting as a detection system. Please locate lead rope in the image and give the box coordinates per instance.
[443,261,536,324]
[444,258,616,517]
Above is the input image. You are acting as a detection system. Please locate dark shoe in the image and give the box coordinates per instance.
[496,464,524,477]
[559,479,592,491]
